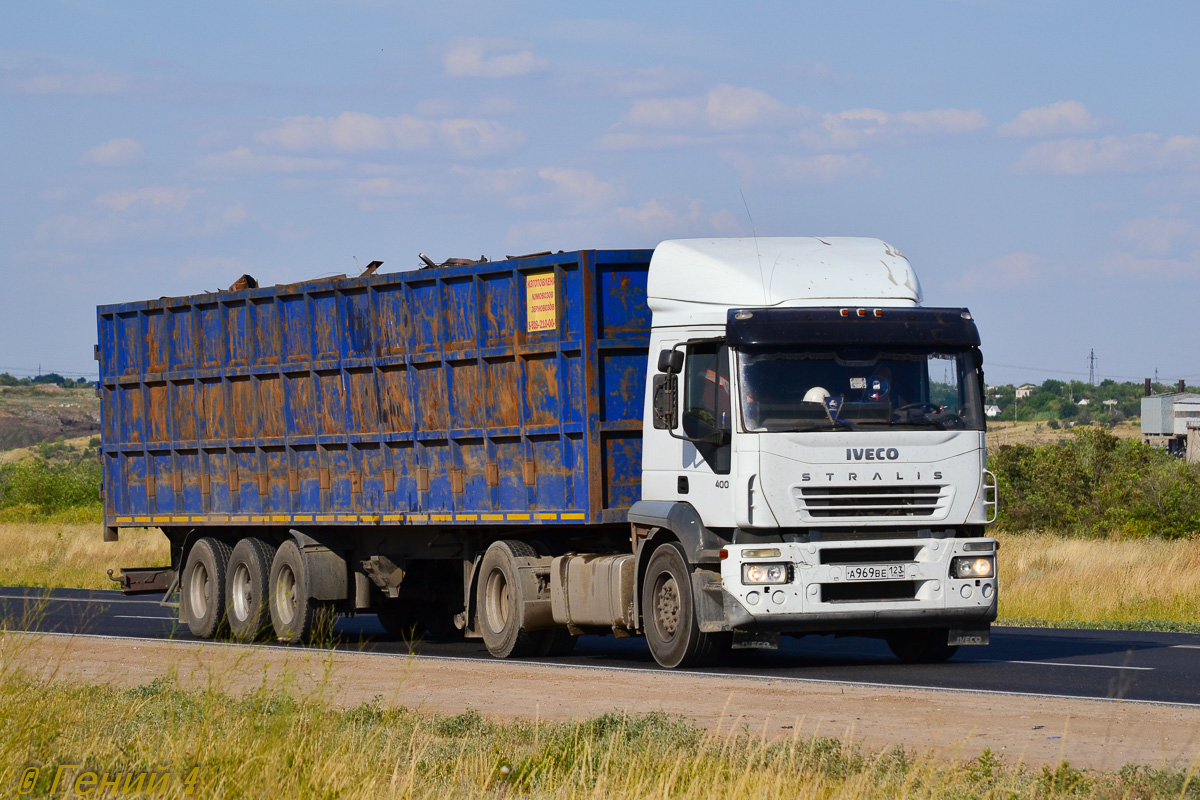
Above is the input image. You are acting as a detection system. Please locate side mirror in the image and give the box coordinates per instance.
[652,374,678,430]
[657,348,683,374]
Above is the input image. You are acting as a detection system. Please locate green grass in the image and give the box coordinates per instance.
[2,669,1199,799]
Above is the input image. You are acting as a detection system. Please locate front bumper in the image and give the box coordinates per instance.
[719,537,998,633]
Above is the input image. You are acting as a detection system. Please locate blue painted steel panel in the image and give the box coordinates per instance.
[98,250,652,528]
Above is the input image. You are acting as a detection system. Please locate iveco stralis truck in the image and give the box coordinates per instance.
[100,237,997,668]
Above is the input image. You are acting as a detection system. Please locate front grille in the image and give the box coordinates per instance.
[822,581,919,603]
[799,485,944,518]
[819,546,919,565]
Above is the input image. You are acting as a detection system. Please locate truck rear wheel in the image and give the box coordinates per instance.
[269,540,331,644]
[226,537,275,642]
[885,628,959,663]
[477,540,542,658]
[642,543,728,669]
[181,537,232,639]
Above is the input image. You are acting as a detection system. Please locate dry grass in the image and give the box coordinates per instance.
[0,651,1193,799]
[0,522,168,589]
[986,420,1142,448]
[996,531,1200,629]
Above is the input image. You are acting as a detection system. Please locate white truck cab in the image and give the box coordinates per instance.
[630,237,997,667]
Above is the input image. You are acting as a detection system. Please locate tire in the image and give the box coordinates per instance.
[477,540,542,658]
[536,629,577,658]
[886,628,959,663]
[181,537,232,639]
[641,543,729,669]
[225,538,275,642]
[269,539,332,644]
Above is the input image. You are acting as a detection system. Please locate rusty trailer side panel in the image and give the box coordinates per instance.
[97,250,652,531]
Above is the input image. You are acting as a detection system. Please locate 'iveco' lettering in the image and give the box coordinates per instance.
[846,448,900,461]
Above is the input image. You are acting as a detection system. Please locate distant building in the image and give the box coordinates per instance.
[1077,398,1090,406]
[984,404,1001,418]
[1102,399,1118,408]
[1015,384,1035,399]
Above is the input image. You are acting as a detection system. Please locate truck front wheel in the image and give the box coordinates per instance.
[181,537,232,639]
[477,540,542,658]
[226,537,275,642]
[641,543,729,669]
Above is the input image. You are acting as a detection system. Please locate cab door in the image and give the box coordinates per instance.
[677,342,735,527]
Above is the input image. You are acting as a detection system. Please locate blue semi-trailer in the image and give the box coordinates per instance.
[100,239,998,668]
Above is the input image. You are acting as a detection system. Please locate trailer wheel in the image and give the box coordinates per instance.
[181,537,232,639]
[642,543,729,668]
[477,540,541,658]
[225,538,275,642]
[269,540,331,644]
[885,628,959,663]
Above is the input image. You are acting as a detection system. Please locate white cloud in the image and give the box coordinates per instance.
[95,186,194,213]
[612,85,982,152]
[998,100,1104,138]
[81,138,144,167]
[570,65,696,97]
[255,113,524,158]
[704,85,789,131]
[195,147,343,174]
[1116,216,1200,256]
[450,165,531,196]
[0,62,133,95]
[730,152,876,185]
[800,107,988,149]
[623,85,795,132]
[1102,251,1200,280]
[1013,134,1200,175]
[1102,215,1200,279]
[614,199,741,239]
[536,167,622,213]
[443,38,546,78]
[953,253,1044,290]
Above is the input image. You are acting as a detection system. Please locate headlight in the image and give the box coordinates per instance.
[742,563,790,585]
[950,556,994,579]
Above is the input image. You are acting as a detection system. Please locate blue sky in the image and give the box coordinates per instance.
[3,1,1198,386]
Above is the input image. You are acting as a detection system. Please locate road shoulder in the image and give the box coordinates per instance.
[5,631,1198,770]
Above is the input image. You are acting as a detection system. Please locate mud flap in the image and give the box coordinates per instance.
[948,626,990,646]
[692,569,731,633]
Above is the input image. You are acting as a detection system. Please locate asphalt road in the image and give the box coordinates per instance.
[4,586,1199,707]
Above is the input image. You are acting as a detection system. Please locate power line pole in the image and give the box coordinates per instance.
[1087,349,1096,386]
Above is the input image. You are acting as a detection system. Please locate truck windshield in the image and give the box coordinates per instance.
[737,347,985,432]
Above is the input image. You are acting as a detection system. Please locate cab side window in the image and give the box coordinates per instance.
[683,343,731,474]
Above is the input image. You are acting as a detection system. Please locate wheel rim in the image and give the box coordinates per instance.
[188,561,210,620]
[653,573,680,640]
[275,563,297,626]
[231,562,252,623]
[484,569,510,635]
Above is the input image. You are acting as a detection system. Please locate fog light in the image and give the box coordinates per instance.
[742,563,790,585]
[950,556,994,579]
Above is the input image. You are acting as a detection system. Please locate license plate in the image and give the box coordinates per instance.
[844,563,908,581]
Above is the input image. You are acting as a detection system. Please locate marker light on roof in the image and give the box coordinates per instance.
[734,311,754,320]
[961,311,973,320]
[874,309,883,318]
[856,308,866,317]
[840,308,849,317]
